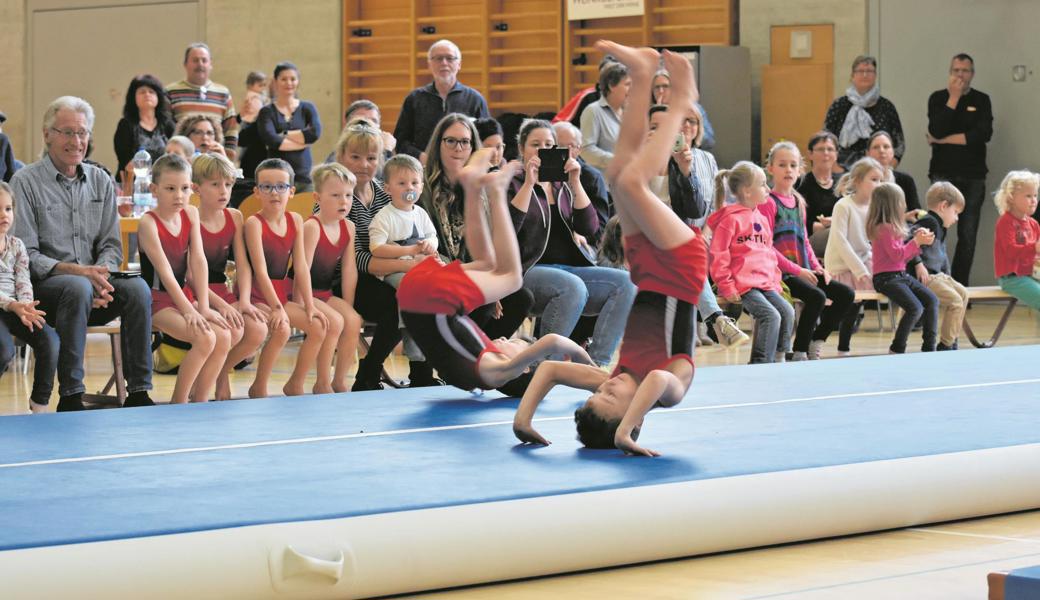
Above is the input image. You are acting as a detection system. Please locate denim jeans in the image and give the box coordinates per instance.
[0,311,60,404]
[873,272,938,353]
[35,274,153,397]
[741,288,794,363]
[524,264,636,365]
[697,281,723,319]
[931,176,986,286]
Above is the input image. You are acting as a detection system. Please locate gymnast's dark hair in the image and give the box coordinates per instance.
[574,404,640,449]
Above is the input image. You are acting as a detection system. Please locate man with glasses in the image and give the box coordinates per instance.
[11,97,155,411]
[394,39,490,162]
[553,121,611,238]
[166,42,239,158]
[927,53,993,286]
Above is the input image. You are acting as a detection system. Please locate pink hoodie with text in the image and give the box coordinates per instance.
[707,204,782,298]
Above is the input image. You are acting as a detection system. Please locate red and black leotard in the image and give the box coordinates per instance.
[398,257,500,391]
[307,216,349,301]
[612,230,708,380]
[249,213,296,306]
[201,208,237,304]
[140,209,193,314]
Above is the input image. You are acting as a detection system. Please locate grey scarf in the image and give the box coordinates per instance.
[838,85,879,149]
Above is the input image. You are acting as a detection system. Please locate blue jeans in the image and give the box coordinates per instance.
[873,272,938,353]
[524,264,636,365]
[0,311,60,404]
[741,288,794,363]
[697,282,723,319]
[35,274,153,397]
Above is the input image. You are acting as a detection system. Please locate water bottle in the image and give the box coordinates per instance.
[131,148,153,217]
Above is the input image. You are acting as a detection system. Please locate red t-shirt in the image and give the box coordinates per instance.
[397,257,487,315]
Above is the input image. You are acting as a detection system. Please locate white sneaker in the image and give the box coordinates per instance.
[29,401,49,414]
[774,351,787,363]
[697,321,715,346]
[790,351,808,361]
[808,340,824,360]
[713,316,750,347]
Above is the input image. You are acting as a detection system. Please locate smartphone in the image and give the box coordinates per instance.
[673,133,687,153]
[537,148,569,183]
[110,271,141,279]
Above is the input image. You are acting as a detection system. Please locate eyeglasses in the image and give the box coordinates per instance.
[682,118,699,128]
[853,69,877,75]
[257,183,292,195]
[441,137,472,149]
[652,84,671,91]
[50,127,91,140]
[190,129,216,138]
[430,55,459,64]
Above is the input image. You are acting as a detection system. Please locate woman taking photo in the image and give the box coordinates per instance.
[509,119,635,367]
[114,74,175,191]
[258,61,322,192]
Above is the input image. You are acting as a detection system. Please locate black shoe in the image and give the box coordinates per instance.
[937,342,955,351]
[351,378,384,392]
[407,361,444,388]
[124,391,155,407]
[57,393,85,412]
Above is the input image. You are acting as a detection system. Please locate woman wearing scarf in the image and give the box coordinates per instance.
[823,56,905,171]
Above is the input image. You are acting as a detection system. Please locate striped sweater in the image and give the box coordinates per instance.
[165,79,239,151]
[347,179,392,275]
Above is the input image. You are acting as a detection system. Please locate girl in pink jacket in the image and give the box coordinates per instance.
[707,161,793,363]
[867,183,938,353]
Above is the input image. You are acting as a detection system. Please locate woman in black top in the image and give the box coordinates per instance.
[113,74,175,189]
[867,130,920,215]
[823,56,905,171]
[257,62,322,191]
[797,131,841,258]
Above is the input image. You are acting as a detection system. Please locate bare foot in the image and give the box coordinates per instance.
[332,380,350,393]
[312,383,334,395]
[282,382,305,397]
[662,50,700,108]
[457,148,496,189]
[594,40,659,81]
[215,378,232,401]
[247,382,266,399]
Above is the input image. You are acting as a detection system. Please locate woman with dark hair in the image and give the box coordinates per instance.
[113,74,175,185]
[798,130,842,257]
[823,55,905,171]
[579,61,631,170]
[176,113,226,157]
[474,117,505,170]
[257,61,322,191]
[867,130,921,215]
[420,113,534,341]
[509,118,635,367]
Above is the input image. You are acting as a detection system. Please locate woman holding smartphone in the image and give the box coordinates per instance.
[508,119,636,368]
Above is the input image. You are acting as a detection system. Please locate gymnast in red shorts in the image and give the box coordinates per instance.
[398,149,593,393]
[513,42,708,456]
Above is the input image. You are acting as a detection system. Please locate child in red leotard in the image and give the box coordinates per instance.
[303,163,362,393]
[193,153,268,400]
[397,149,593,393]
[244,158,330,398]
[514,42,708,456]
[139,154,232,404]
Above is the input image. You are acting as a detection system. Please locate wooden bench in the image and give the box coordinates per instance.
[854,286,1017,348]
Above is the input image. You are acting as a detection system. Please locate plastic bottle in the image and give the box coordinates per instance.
[131,148,153,217]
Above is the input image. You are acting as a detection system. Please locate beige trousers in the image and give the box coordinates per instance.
[925,273,968,346]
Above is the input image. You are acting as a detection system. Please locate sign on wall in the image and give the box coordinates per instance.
[567,0,645,21]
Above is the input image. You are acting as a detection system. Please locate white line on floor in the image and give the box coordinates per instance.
[2,378,1038,469]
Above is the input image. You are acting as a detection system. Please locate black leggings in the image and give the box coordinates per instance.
[783,275,855,352]
[348,273,402,379]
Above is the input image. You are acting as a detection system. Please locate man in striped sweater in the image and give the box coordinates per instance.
[165,43,239,158]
